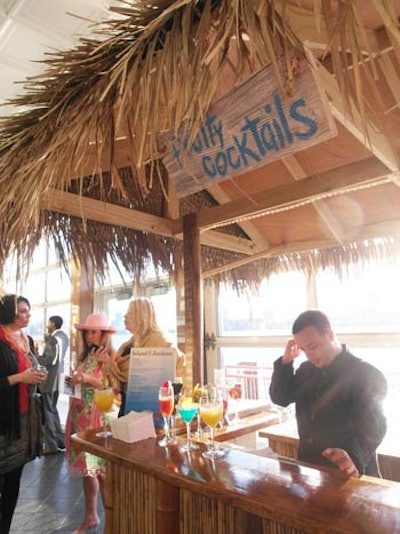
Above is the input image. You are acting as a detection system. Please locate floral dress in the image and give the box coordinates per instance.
[65,354,106,476]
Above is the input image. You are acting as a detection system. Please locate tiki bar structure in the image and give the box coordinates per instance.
[1,1,400,532]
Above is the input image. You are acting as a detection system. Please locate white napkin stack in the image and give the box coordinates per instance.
[110,411,156,443]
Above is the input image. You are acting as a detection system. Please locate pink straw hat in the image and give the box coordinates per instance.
[75,313,117,333]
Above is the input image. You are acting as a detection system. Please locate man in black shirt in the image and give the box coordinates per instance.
[270,310,387,477]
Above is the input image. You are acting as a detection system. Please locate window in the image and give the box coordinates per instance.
[316,262,400,333]
[2,240,72,368]
[218,271,307,336]
[212,263,400,436]
[96,281,178,349]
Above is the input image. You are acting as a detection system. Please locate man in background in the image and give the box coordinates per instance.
[38,315,69,454]
[50,315,69,393]
[270,310,387,478]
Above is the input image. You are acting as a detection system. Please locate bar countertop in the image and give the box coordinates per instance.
[72,430,400,534]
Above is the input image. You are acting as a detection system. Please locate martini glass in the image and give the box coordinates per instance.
[177,392,199,452]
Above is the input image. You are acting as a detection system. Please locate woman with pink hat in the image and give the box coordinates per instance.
[65,313,116,534]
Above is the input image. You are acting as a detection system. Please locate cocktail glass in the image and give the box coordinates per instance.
[177,393,199,452]
[228,382,242,425]
[158,384,175,446]
[199,392,225,459]
[94,387,114,438]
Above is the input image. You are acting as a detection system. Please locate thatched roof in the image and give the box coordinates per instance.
[1,0,400,289]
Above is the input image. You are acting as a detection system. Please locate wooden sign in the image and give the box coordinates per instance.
[159,58,337,198]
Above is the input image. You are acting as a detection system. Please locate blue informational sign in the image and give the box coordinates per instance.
[124,348,176,428]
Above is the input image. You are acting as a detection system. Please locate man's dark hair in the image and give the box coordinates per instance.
[292,310,331,335]
[0,295,30,325]
[49,315,63,329]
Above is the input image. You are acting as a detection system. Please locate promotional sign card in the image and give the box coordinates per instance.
[124,347,176,427]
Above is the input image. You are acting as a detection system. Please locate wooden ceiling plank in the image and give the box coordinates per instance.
[203,220,400,278]
[283,155,345,243]
[280,4,386,55]
[316,63,399,172]
[180,157,391,232]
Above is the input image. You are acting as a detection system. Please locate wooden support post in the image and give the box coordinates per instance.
[183,212,203,388]
[69,258,94,368]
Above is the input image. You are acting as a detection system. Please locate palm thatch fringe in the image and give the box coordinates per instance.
[207,237,400,294]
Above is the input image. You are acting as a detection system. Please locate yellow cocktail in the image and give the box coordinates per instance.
[199,404,223,428]
[94,387,114,438]
[199,394,226,459]
[94,388,114,412]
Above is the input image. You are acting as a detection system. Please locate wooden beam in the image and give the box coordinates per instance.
[173,158,391,233]
[200,231,257,254]
[41,189,175,237]
[207,184,270,251]
[202,220,400,278]
[40,189,256,255]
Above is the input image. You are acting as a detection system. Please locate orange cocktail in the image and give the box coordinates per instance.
[94,388,114,412]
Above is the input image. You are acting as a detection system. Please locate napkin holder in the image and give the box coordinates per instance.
[110,411,156,443]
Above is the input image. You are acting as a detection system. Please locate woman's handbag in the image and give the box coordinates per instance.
[29,393,44,459]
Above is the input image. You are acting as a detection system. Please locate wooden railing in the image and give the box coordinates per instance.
[223,363,273,401]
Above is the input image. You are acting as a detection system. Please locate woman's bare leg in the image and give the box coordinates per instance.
[72,476,100,534]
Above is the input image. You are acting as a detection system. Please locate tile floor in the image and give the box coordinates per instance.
[9,395,270,533]
[10,452,105,534]
[10,394,105,534]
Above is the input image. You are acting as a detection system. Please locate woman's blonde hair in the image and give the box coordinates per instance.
[127,297,162,343]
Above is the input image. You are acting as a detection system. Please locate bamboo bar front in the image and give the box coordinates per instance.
[72,430,400,534]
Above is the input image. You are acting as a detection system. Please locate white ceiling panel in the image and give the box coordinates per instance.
[0,20,63,70]
[12,0,112,43]
[0,0,119,117]
[0,59,26,95]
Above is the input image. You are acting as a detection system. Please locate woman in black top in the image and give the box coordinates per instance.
[0,294,47,533]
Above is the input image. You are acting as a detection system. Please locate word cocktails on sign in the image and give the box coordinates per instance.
[159,58,337,198]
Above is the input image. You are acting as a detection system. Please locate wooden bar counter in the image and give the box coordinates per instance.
[259,421,400,483]
[72,430,400,534]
